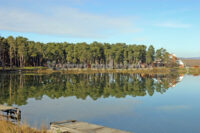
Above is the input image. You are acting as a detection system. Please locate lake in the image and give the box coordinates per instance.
[0,72,200,133]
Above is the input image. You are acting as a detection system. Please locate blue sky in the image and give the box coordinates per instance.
[0,0,199,57]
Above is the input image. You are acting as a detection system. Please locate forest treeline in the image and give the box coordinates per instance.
[0,36,176,69]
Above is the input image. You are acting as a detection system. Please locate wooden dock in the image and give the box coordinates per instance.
[0,105,21,119]
[50,120,131,133]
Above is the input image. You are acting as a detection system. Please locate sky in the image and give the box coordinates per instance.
[0,0,199,57]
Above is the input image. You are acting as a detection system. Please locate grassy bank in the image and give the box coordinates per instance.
[177,67,200,75]
[0,66,200,75]
[0,66,47,71]
[35,67,173,74]
[34,67,200,75]
[0,119,49,133]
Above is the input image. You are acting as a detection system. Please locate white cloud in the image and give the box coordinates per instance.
[157,21,191,28]
[0,7,138,38]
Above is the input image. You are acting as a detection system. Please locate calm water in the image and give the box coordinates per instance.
[0,72,200,133]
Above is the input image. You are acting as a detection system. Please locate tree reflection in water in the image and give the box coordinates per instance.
[0,73,184,106]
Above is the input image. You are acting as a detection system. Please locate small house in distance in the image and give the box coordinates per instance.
[169,54,185,68]
[153,54,185,68]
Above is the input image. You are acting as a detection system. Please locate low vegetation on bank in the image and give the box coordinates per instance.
[1,66,200,75]
[0,119,49,133]
[177,67,200,75]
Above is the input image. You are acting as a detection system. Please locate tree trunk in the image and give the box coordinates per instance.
[2,54,5,70]
[40,57,42,66]
[20,56,22,68]
[33,58,36,67]
[14,53,17,67]
[10,58,12,68]
[9,75,12,103]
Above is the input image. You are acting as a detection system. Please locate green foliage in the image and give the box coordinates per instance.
[146,45,155,64]
[0,35,175,68]
[156,48,168,61]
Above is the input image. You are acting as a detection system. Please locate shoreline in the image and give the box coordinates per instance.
[0,67,200,75]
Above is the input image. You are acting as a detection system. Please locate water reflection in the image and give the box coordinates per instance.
[0,73,184,106]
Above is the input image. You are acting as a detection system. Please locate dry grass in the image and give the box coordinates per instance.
[1,66,200,75]
[36,67,173,74]
[25,67,200,75]
[182,59,200,67]
[0,119,49,133]
[177,67,200,75]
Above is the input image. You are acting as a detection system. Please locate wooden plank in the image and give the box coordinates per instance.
[50,120,131,133]
[50,120,76,125]
[0,105,18,111]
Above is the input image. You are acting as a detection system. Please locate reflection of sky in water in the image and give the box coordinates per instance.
[18,75,200,133]
[20,96,140,126]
